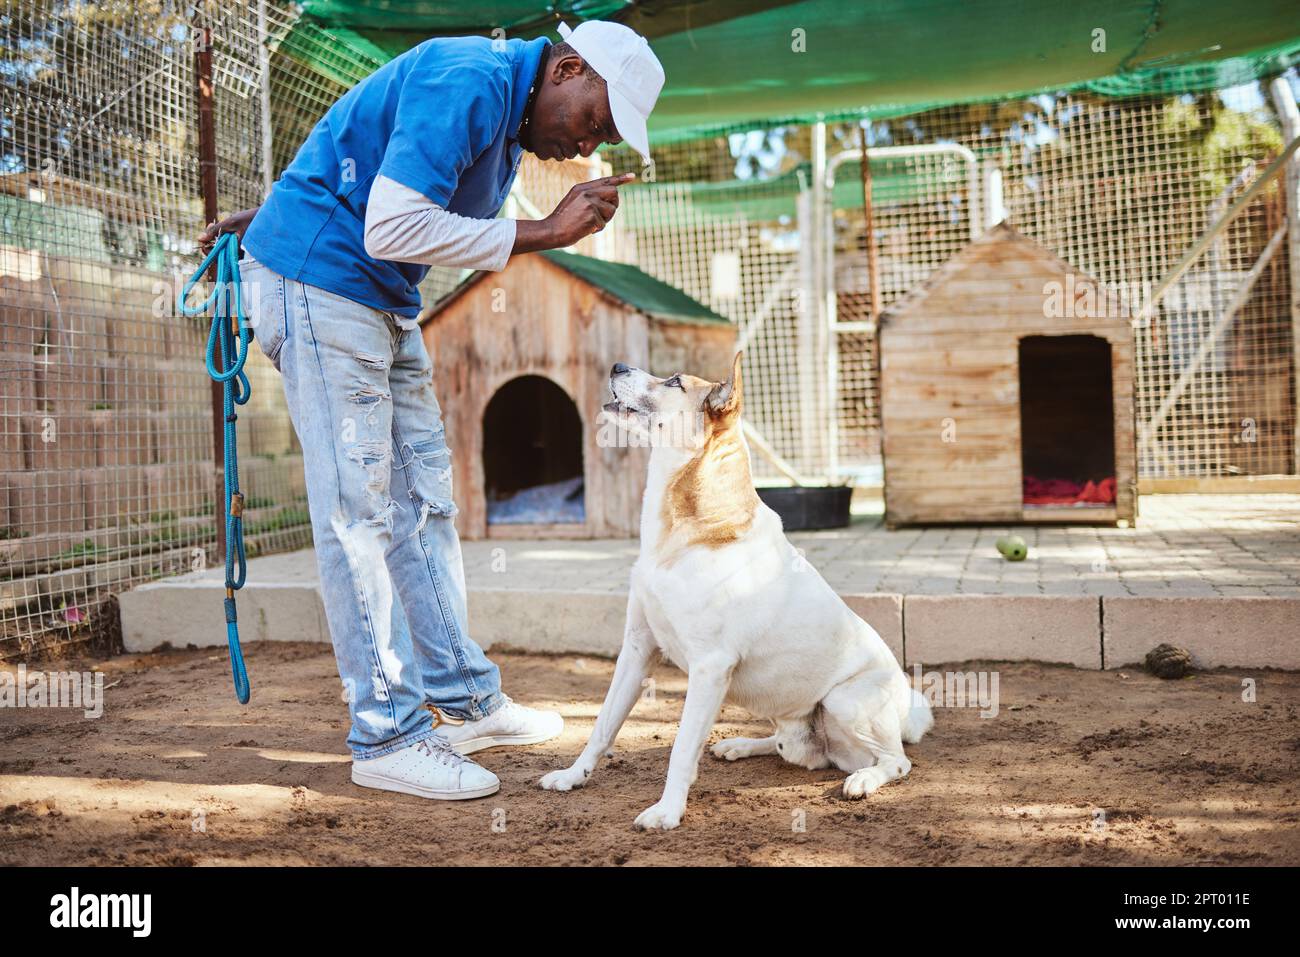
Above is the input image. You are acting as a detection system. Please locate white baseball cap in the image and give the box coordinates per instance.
[557,20,664,165]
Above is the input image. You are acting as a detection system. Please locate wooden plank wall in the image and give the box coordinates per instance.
[647,320,736,383]
[880,232,1136,526]
[425,256,649,539]
[423,255,736,540]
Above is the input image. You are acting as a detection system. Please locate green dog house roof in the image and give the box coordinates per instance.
[423,250,730,327]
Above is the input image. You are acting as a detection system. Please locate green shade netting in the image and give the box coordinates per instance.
[538,249,730,323]
[617,157,948,229]
[285,0,1300,143]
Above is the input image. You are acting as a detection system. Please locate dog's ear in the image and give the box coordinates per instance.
[706,351,744,419]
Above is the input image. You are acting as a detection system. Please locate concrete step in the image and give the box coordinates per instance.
[118,546,1300,670]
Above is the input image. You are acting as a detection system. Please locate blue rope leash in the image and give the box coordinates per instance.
[177,232,253,703]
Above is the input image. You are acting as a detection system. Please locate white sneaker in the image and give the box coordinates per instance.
[351,736,500,800]
[438,695,564,755]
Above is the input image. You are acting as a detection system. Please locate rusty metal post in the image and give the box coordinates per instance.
[194,22,227,556]
[858,123,882,321]
[858,123,885,446]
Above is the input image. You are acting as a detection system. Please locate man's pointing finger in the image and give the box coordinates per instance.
[590,172,636,188]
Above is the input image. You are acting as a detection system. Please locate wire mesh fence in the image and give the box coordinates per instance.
[0,2,627,659]
[1,2,1296,659]
[602,87,1296,484]
[0,0,308,660]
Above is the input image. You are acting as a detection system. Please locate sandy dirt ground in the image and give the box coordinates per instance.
[1,642,1297,866]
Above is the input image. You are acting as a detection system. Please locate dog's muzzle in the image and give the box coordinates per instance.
[605,367,641,414]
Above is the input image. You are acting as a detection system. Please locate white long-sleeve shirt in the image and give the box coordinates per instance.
[362,174,518,329]
[363,174,517,274]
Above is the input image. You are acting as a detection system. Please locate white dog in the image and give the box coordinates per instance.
[539,352,932,830]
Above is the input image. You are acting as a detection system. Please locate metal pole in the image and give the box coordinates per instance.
[823,142,982,478]
[858,123,882,322]
[257,0,274,198]
[194,22,226,557]
[808,119,828,478]
[856,124,884,489]
[825,142,981,316]
[817,121,842,479]
[1268,76,1300,473]
[981,160,1005,230]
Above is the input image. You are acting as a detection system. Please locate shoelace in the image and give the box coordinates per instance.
[415,736,467,767]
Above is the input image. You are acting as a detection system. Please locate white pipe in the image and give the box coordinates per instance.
[811,120,830,478]
[826,144,982,242]
[821,143,981,481]
[981,160,1005,229]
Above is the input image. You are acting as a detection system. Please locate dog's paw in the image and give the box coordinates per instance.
[711,736,778,761]
[538,766,589,792]
[633,802,682,831]
[842,767,886,799]
[711,738,750,761]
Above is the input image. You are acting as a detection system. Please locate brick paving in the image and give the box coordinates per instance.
[124,494,1300,667]
[460,494,1300,599]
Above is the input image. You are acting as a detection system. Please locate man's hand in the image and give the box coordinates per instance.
[547,172,635,244]
[513,173,635,254]
[197,206,260,253]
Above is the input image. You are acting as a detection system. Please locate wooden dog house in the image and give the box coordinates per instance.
[421,250,735,540]
[878,223,1137,527]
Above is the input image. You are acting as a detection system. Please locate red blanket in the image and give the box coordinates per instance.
[1023,475,1116,505]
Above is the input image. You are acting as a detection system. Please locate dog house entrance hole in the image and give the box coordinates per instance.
[1018,335,1117,508]
[483,375,584,524]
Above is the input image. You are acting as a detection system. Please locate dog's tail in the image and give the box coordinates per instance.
[900,684,933,744]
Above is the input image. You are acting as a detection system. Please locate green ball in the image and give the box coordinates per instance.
[996,535,1028,561]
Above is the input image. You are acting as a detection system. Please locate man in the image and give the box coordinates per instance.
[199,21,665,800]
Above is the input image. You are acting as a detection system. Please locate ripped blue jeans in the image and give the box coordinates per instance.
[240,254,504,759]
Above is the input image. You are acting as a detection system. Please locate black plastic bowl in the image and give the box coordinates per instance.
[755,485,852,531]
